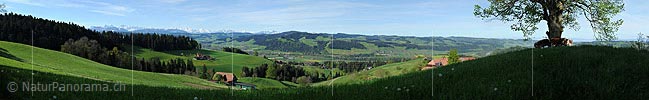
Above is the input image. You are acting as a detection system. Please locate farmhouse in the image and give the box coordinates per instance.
[422,56,476,70]
[194,53,213,60]
[426,57,448,67]
[214,72,238,85]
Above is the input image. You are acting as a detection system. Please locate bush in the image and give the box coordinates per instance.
[373,69,387,78]
[200,65,209,79]
[212,74,224,83]
[296,76,312,86]
[632,33,648,50]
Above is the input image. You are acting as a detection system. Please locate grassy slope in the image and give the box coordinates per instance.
[125,46,182,61]
[281,81,300,87]
[321,45,649,99]
[0,41,226,89]
[429,45,649,99]
[237,77,291,89]
[122,46,272,76]
[313,58,425,86]
[299,37,318,47]
[3,45,648,99]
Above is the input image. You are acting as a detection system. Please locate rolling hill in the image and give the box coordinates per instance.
[0,41,226,89]
[237,77,298,89]
[427,45,649,99]
[122,46,272,76]
[312,58,426,86]
[3,44,648,99]
[186,31,535,61]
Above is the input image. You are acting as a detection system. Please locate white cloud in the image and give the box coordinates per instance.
[159,0,187,4]
[5,0,44,7]
[55,2,86,8]
[5,0,134,16]
[90,10,126,16]
[77,0,134,16]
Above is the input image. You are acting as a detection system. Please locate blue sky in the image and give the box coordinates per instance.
[2,0,647,40]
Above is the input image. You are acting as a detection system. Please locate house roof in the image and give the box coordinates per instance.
[215,72,236,83]
[428,57,448,67]
[427,56,476,67]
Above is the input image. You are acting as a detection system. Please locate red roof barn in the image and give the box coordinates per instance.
[422,56,476,70]
[214,72,237,85]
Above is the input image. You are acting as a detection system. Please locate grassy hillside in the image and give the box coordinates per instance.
[122,46,272,76]
[237,77,294,89]
[1,61,431,99]
[125,46,185,61]
[0,41,226,89]
[3,45,648,99]
[313,58,425,86]
[315,45,649,99]
[428,45,649,99]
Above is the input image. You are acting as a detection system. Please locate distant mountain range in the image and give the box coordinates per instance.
[90,25,280,34]
[89,25,635,57]
[90,25,216,34]
[180,31,538,57]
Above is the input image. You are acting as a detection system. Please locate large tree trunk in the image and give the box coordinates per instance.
[546,15,563,39]
[544,1,565,46]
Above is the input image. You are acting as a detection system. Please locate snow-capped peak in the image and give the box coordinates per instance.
[255,30,280,34]
[90,25,215,34]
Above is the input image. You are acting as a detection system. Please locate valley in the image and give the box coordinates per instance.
[1,0,646,99]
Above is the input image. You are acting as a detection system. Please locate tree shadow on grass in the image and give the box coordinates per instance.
[0,47,23,62]
[119,45,146,54]
[280,81,298,88]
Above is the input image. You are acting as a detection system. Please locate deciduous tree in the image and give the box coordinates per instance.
[447,49,460,64]
[296,76,312,86]
[200,64,208,79]
[474,0,624,42]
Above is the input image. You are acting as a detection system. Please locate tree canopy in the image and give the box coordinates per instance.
[447,49,460,64]
[474,0,624,41]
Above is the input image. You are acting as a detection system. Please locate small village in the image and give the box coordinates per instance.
[194,49,478,90]
[190,52,257,90]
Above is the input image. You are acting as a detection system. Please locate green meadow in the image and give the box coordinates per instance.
[0,41,226,89]
[3,41,648,99]
[123,46,272,76]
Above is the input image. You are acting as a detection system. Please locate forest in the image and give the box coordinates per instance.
[240,61,347,84]
[0,13,200,51]
[239,58,408,84]
[0,13,199,75]
[241,63,309,83]
[330,40,367,50]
